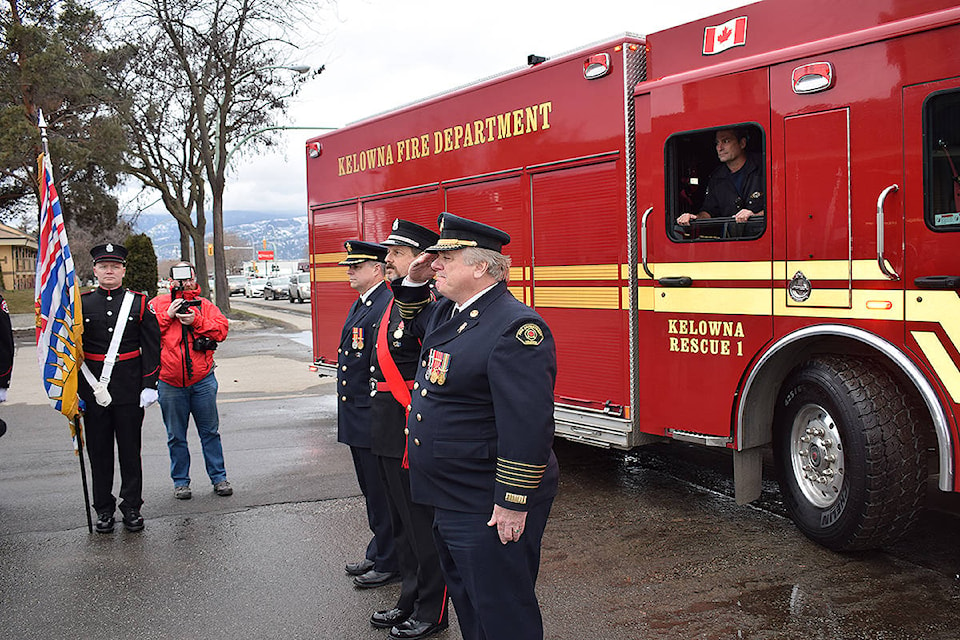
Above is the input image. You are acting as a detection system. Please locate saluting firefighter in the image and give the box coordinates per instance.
[79,243,160,534]
[338,240,399,588]
[395,213,559,640]
[368,220,449,640]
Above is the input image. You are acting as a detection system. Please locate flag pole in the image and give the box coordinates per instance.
[72,415,93,534]
[38,110,93,534]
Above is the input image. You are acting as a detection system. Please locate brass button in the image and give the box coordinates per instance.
[413,382,420,390]
[414,438,421,446]
[341,365,347,371]
[421,389,427,397]
[340,395,347,401]
[406,404,412,411]
[416,413,422,421]
[403,428,409,435]
[369,366,376,372]
[421,360,426,367]
[341,380,347,386]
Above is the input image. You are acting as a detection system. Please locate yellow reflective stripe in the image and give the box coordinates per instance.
[911,331,960,404]
[313,266,349,282]
[313,252,347,263]
[655,287,772,315]
[907,290,960,355]
[535,264,620,280]
[775,289,903,320]
[534,287,621,309]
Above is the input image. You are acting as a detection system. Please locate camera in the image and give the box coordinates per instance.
[179,299,202,310]
[193,336,218,352]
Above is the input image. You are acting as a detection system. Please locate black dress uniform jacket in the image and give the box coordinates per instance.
[395,280,559,514]
[369,297,420,458]
[337,282,392,448]
[79,286,160,402]
[0,294,13,389]
[700,152,765,218]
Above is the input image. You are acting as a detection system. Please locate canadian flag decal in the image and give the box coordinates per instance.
[703,16,748,55]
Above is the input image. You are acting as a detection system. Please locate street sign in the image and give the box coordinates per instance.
[257,250,274,260]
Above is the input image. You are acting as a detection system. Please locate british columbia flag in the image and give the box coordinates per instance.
[35,152,83,425]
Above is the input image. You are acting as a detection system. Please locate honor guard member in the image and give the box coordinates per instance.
[338,240,400,588]
[394,213,559,640]
[368,220,449,640]
[79,243,160,533]
[0,292,13,438]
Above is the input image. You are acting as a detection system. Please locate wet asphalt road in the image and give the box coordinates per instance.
[1,298,960,640]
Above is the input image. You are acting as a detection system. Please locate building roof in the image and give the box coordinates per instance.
[0,222,38,250]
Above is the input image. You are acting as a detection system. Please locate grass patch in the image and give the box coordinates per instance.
[1,289,36,315]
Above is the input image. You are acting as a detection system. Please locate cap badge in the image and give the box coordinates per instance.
[345,242,353,252]
[106,243,114,252]
[516,323,544,346]
[392,219,399,230]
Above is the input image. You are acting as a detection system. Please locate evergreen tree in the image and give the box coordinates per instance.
[123,233,158,296]
[0,0,133,232]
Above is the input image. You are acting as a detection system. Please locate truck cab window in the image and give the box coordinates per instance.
[666,124,766,242]
[924,90,960,232]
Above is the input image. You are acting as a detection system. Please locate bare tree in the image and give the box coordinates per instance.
[112,0,323,311]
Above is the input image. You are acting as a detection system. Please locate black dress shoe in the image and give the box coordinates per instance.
[121,509,144,532]
[353,569,401,589]
[95,512,115,534]
[390,618,449,640]
[370,607,411,629]
[345,558,375,576]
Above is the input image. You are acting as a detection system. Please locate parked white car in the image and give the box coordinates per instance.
[244,277,267,297]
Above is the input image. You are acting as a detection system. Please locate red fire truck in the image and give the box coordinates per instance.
[305,0,960,550]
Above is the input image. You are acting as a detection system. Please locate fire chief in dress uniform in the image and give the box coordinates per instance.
[337,240,399,587]
[394,213,559,640]
[79,243,160,534]
[368,220,449,640]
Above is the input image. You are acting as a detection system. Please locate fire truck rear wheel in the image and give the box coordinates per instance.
[773,355,925,551]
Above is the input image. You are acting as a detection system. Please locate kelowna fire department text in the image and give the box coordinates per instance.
[337,102,553,176]
[668,318,745,357]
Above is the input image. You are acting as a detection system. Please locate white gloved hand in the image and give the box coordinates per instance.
[0,388,7,403]
[139,388,159,408]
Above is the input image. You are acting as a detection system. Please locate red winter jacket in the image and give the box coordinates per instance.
[150,287,229,387]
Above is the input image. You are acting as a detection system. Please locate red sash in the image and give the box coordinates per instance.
[376,299,413,468]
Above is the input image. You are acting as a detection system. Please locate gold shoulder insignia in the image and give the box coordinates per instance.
[516,323,544,346]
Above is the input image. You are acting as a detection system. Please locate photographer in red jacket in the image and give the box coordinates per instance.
[150,262,231,500]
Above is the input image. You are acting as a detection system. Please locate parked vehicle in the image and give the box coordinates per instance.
[228,275,247,296]
[288,273,311,303]
[263,276,290,300]
[244,277,267,298]
[304,0,960,552]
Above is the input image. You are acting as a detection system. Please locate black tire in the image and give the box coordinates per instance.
[772,355,926,551]
[288,294,295,303]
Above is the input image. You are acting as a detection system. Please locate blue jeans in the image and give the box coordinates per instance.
[158,371,226,487]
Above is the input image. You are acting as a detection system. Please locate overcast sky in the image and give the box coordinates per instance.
[128,0,751,219]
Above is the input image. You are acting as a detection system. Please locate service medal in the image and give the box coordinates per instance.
[352,327,364,350]
[393,321,404,340]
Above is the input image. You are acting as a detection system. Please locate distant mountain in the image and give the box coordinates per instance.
[134,210,308,261]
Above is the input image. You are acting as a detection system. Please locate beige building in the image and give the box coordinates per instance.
[0,222,38,291]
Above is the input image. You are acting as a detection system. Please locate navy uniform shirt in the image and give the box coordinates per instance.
[396,280,559,514]
[79,286,160,405]
[337,281,392,448]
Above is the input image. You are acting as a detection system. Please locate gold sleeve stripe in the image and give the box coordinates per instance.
[496,474,541,489]
[396,299,429,319]
[497,458,547,470]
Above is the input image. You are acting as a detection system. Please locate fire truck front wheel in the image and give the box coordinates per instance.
[773,355,925,551]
